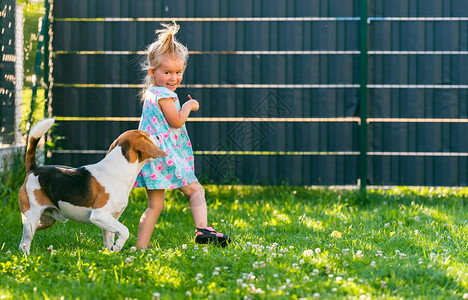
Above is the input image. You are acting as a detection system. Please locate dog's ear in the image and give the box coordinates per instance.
[106,139,118,156]
[135,140,168,161]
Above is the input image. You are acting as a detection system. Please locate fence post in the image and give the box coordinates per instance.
[359,0,368,191]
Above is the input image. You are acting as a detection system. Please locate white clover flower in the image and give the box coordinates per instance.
[182,244,187,250]
[336,276,343,282]
[193,245,199,251]
[356,250,363,259]
[332,288,338,292]
[237,279,243,286]
[463,293,468,299]
[371,261,376,268]
[313,292,320,298]
[348,277,355,282]
[376,250,383,257]
[153,292,160,300]
[303,276,310,282]
[384,222,390,227]
[343,262,349,267]
[212,271,219,276]
[342,248,350,255]
[414,216,420,222]
[414,230,419,235]
[399,253,407,260]
[303,249,314,257]
[191,256,195,259]
[124,257,134,264]
[130,246,137,252]
[47,245,54,252]
[311,269,319,276]
[196,279,203,285]
[430,252,437,259]
[253,262,259,269]
[315,248,321,254]
[185,291,192,296]
[299,259,305,265]
[398,221,403,226]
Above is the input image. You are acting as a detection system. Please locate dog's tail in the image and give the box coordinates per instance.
[26,118,55,172]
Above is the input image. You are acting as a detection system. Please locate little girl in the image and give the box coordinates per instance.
[134,22,231,249]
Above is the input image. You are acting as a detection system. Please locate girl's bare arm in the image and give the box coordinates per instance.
[159,95,199,129]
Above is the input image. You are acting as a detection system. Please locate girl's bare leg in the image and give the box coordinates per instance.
[179,181,207,229]
[136,189,165,249]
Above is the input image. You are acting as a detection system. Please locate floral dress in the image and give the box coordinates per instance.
[134,86,198,189]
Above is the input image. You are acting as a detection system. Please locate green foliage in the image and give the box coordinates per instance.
[0,150,26,210]
[1,185,468,298]
[22,1,46,88]
[21,88,45,133]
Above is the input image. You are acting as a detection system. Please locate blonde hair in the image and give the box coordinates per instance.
[140,21,189,99]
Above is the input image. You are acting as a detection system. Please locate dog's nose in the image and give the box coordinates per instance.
[150,135,161,147]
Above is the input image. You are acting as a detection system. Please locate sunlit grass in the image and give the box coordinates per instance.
[1,185,468,299]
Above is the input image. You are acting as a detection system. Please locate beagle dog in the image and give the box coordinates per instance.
[18,118,167,254]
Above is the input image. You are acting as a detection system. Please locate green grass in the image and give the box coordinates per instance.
[1,182,468,299]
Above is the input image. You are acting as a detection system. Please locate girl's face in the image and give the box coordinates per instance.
[150,55,185,92]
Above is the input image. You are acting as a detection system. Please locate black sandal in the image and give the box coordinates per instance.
[195,226,231,247]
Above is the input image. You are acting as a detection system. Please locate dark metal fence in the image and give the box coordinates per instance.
[0,0,16,145]
[49,0,468,187]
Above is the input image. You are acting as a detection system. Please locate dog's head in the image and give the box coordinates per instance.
[107,130,168,163]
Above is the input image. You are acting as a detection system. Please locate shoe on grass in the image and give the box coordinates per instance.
[195,226,231,247]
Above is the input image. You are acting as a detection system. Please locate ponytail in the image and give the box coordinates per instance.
[140,21,188,100]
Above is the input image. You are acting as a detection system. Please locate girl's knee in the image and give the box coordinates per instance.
[185,182,204,196]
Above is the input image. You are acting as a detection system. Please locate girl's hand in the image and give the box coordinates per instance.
[186,95,199,111]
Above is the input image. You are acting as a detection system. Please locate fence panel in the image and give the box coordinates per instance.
[50,0,360,186]
[0,0,16,145]
[49,0,468,186]
[368,0,468,186]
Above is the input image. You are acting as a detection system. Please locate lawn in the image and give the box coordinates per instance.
[1,181,468,299]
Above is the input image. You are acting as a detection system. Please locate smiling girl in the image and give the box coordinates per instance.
[134,22,231,249]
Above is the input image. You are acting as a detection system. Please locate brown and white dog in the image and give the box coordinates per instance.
[18,118,167,254]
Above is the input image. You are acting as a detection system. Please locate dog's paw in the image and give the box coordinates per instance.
[111,244,122,252]
[19,243,30,255]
